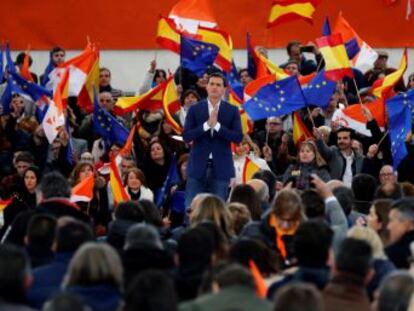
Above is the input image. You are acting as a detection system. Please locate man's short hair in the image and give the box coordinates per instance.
[333,186,354,216]
[177,227,214,266]
[50,46,65,57]
[26,214,57,249]
[392,197,414,224]
[39,172,72,199]
[294,220,333,267]
[0,244,31,303]
[377,271,414,311]
[15,151,34,165]
[56,220,94,253]
[43,293,89,311]
[301,190,325,218]
[274,283,323,311]
[335,238,372,278]
[207,72,227,87]
[15,52,32,66]
[214,263,255,289]
[336,127,354,138]
[115,201,144,222]
[100,67,111,75]
[286,40,301,55]
[124,223,162,250]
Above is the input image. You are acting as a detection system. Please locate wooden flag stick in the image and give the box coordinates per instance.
[306,107,316,128]
[377,130,389,148]
[352,77,364,106]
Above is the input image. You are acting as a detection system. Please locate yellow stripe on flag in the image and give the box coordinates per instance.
[319,45,351,71]
[109,158,129,206]
[242,157,261,183]
[269,3,315,23]
[163,78,183,134]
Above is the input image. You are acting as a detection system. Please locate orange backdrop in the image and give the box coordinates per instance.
[1,0,413,50]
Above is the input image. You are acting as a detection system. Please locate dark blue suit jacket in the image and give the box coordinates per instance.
[183,99,243,181]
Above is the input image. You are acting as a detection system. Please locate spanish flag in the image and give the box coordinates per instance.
[267,0,319,28]
[156,15,182,54]
[119,124,136,157]
[242,156,261,184]
[196,26,233,72]
[372,49,408,99]
[70,174,94,203]
[229,89,253,135]
[254,51,290,80]
[316,33,353,81]
[114,77,171,115]
[162,77,182,134]
[292,111,312,148]
[0,198,13,212]
[249,260,267,298]
[109,158,129,206]
[77,50,100,114]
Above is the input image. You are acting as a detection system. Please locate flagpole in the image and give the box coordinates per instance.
[377,130,389,148]
[352,77,364,106]
[306,107,316,128]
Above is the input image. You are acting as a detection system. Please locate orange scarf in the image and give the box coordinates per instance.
[269,214,298,260]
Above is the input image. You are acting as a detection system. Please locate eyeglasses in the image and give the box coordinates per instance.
[269,122,282,126]
[380,172,394,177]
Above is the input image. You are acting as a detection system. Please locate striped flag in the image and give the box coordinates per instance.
[162,77,182,134]
[228,88,253,135]
[292,112,312,147]
[267,0,319,28]
[242,156,261,183]
[0,198,13,212]
[109,157,129,206]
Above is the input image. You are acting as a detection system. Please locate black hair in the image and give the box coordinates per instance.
[207,72,227,87]
[333,186,354,216]
[115,200,144,222]
[50,46,65,58]
[177,226,214,267]
[377,271,414,311]
[15,52,32,66]
[335,238,372,278]
[56,220,94,253]
[39,171,72,199]
[294,220,333,268]
[301,190,325,218]
[274,283,323,311]
[26,214,57,249]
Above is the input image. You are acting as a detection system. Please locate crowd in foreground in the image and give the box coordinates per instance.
[1,42,414,311]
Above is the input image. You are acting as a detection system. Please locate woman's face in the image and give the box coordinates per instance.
[299,145,315,164]
[79,165,93,182]
[367,206,382,232]
[11,97,25,114]
[183,93,199,108]
[127,172,142,190]
[24,170,37,192]
[197,74,208,88]
[162,121,173,134]
[155,71,166,85]
[150,143,164,161]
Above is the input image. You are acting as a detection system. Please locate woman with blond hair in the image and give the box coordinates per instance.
[347,226,395,299]
[63,242,123,311]
[190,194,234,240]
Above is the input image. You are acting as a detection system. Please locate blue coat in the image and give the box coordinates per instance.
[183,100,243,181]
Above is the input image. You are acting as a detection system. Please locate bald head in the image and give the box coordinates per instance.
[326,179,346,191]
[248,179,269,202]
[379,165,397,185]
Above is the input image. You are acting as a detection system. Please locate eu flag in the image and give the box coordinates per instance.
[227,60,244,100]
[303,70,337,109]
[92,89,129,147]
[246,32,257,79]
[322,17,331,36]
[243,75,307,121]
[0,45,4,83]
[41,58,55,87]
[180,36,219,77]
[386,89,414,169]
[0,77,29,115]
[9,70,52,101]
[5,44,16,74]
[155,153,181,208]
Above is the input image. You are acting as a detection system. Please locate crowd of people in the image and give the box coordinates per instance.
[1,41,414,311]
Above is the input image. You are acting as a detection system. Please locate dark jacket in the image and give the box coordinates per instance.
[0,300,35,311]
[267,265,330,300]
[27,252,73,309]
[183,100,243,181]
[283,162,331,190]
[385,230,414,269]
[368,258,395,300]
[323,273,371,311]
[36,198,91,224]
[66,284,122,311]
[179,285,273,311]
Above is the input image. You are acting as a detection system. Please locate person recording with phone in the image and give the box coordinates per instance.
[281,41,324,75]
[283,140,330,190]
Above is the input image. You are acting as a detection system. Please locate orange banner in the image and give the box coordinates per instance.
[1,0,413,50]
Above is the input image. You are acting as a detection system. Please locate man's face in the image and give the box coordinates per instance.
[289,45,301,63]
[387,209,412,243]
[379,165,397,185]
[99,93,113,111]
[374,57,387,70]
[266,118,283,134]
[240,71,252,86]
[99,70,111,87]
[183,93,199,108]
[285,63,299,75]
[52,51,65,66]
[206,77,225,100]
[337,131,352,151]
[15,161,30,176]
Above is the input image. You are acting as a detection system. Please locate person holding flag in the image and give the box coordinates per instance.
[183,72,243,208]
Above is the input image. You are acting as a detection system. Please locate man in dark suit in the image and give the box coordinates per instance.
[183,72,243,208]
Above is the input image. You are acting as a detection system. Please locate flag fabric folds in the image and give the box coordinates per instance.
[316,33,353,81]
[372,49,408,98]
[70,174,94,202]
[242,156,261,183]
[228,88,253,135]
[162,78,182,134]
[109,158,129,206]
[302,70,337,109]
[243,75,307,121]
[332,99,386,137]
[1,76,29,115]
[249,260,268,298]
[0,45,4,83]
[227,61,244,100]
[114,77,170,114]
[267,0,319,28]
[156,15,182,54]
[21,51,34,82]
[385,89,414,169]
[0,198,13,212]
[77,54,100,113]
[8,70,52,102]
[180,36,219,77]
[93,89,129,146]
[322,17,331,36]
[196,26,233,72]
[292,112,313,147]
